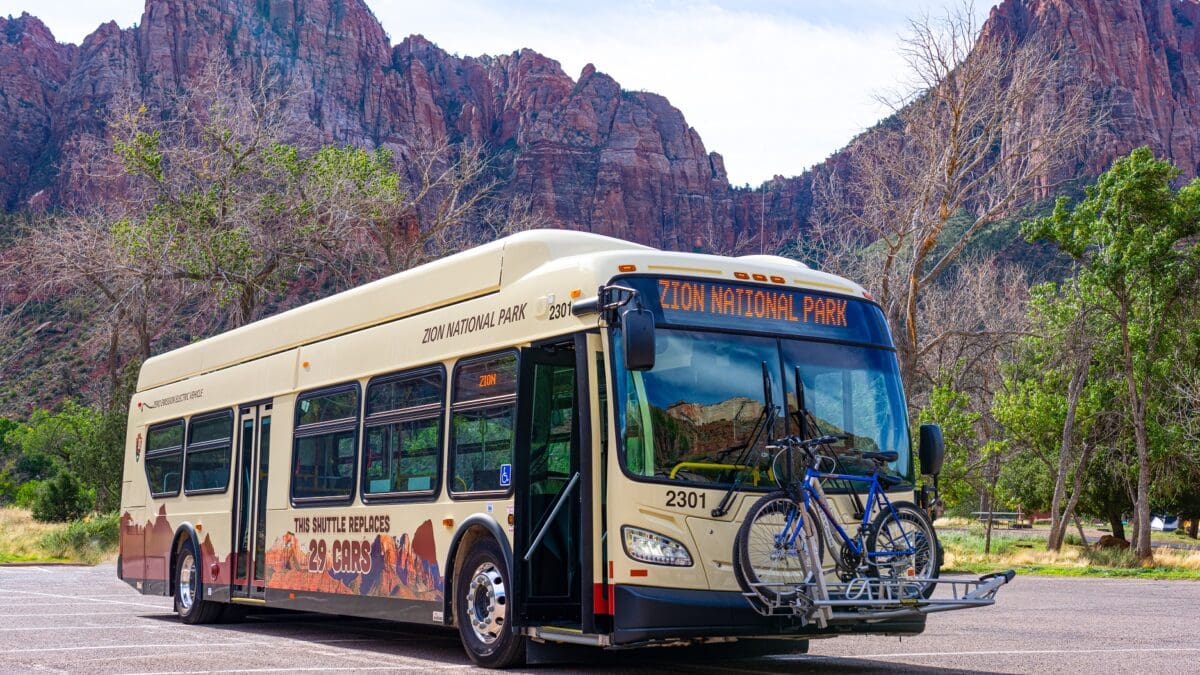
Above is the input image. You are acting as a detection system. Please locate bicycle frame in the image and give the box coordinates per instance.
[779,465,916,563]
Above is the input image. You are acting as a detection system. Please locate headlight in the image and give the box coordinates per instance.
[622,526,693,567]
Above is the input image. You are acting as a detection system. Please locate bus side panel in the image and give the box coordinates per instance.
[118,483,145,587]
[118,416,148,590]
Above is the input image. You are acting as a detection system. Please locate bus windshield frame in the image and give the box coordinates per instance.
[610,275,913,493]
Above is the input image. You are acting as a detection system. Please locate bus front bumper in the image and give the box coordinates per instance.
[611,584,926,646]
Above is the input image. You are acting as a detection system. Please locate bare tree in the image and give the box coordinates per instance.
[350,140,499,275]
[15,210,194,382]
[481,193,554,239]
[810,1,1095,401]
[917,256,1030,395]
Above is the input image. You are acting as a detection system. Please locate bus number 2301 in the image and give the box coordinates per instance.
[665,490,706,509]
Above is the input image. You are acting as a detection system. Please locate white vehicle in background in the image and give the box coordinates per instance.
[1151,515,1179,532]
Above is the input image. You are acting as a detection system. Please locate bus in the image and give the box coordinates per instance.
[118,230,951,667]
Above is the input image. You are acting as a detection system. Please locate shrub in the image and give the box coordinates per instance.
[40,512,119,564]
[31,472,90,522]
[14,480,42,508]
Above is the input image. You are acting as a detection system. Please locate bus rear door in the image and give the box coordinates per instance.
[232,402,271,600]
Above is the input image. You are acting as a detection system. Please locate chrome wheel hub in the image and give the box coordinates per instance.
[465,562,507,645]
[179,552,196,612]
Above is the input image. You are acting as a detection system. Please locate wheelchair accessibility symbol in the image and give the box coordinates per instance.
[499,463,512,487]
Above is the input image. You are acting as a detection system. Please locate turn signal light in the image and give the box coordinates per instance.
[619,264,637,272]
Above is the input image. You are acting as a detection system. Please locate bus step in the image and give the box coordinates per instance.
[527,625,611,647]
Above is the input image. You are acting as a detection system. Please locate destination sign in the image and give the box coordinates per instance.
[624,277,892,347]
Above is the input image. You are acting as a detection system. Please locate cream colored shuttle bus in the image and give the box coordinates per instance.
[118,230,946,667]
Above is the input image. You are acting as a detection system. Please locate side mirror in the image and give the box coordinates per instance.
[621,306,656,371]
[918,424,945,477]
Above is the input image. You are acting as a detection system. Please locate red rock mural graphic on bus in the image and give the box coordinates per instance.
[120,505,176,582]
[120,506,235,585]
[265,519,443,601]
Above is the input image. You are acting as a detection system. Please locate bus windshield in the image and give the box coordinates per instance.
[613,277,912,490]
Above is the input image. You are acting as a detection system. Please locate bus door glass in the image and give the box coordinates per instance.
[233,402,271,598]
[515,341,582,624]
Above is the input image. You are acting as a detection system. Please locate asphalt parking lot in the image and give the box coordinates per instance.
[1,563,1198,674]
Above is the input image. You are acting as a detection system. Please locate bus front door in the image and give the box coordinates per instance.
[515,341,582,626]
[233,402,271,599]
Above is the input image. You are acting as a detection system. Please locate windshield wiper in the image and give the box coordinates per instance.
[711,361,777,518]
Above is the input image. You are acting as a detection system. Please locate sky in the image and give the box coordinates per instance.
[0,0,990,186]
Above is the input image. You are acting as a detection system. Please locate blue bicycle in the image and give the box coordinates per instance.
[733,433,939,609]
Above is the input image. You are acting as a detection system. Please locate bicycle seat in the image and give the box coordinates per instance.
[861,450,899,463]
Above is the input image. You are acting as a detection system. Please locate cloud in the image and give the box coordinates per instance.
[371,0,915,185]
[0,0,141,44]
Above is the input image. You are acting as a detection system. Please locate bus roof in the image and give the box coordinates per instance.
[136,230,863,391]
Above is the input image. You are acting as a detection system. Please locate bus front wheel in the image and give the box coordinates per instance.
[454,537,525,668]
[174,540,222,624]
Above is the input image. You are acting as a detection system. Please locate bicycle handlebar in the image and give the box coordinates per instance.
[766,433,850,452]
[766,434,899,473]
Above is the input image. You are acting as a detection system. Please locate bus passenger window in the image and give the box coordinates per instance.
[363,369,443,498]
[145,420,184,497]
[291,385,360,502]
[450,353,517,495]
[184,410,233,494]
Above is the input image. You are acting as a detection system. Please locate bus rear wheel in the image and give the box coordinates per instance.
[174,540,222,624]
[454,538,525,668]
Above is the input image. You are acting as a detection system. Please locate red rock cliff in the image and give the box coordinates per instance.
[5,0,1200,248]
[982,0,1200,178]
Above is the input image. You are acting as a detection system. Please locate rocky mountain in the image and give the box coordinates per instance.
[982,0,1200,180]
[0,0,799,251]
[1,0,1199,251]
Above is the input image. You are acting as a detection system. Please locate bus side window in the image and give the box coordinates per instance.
[449,352,517,496]
[362,368,444,499]
[184,409,233,494]
[145,420,185,498]
[291,384,360,503]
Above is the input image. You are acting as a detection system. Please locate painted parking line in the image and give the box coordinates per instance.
[0,625,176,632]
[4,642,260,654]
[775,646,1200,661]
[121,662,472,672]
[0,589,170,609]
[2,612,138,617]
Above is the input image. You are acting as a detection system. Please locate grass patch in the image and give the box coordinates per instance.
[41,512,120,565]
[939,527,1200,580]
[0,508,117,565]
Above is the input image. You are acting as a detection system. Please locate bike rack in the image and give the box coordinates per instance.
[742,570,1014,627]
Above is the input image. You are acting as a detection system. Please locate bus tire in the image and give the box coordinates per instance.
[174,540,222,625]
[454,537,525,668]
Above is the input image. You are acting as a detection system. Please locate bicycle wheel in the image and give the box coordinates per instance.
[865,501,939,598]
[734,492,825,606]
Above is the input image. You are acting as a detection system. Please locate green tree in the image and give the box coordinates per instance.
[917,384,983,512]
[1023,147,1200,560]
[4,402,124,513]
[32,471,91,522]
